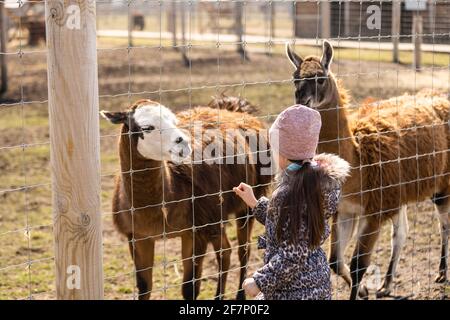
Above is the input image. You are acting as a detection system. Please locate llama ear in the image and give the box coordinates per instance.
[286,42,303,69]
[100,110,128,125]
[321,40,334,71]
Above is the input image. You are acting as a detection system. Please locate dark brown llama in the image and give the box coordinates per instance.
[101,97,272,300]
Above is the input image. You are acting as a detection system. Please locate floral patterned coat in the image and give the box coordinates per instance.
[252,153,350,300]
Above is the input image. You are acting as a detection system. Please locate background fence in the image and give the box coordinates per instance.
[0,0,449,300]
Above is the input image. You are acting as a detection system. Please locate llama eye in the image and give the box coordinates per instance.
[142,125,155,132]
[316,78,325,85]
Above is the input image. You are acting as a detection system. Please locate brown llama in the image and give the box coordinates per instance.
[101,97,272,300]
[286,41,449,299]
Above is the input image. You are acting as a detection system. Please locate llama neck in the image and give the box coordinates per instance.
[317,79,357,166]
[118,126,164,205]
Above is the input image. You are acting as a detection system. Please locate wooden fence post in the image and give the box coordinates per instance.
[291,1,296,38]
[412,13,423,71]
[235,1,245,58]
[45,0,103,299]
[269,1,275,40]
[392,0,401,63]
[344,1,350,37]
[128,3,133,47]
[170,1,177,48]
[0,1,7,95]
[180,1,189,66]
[321,1,331,39]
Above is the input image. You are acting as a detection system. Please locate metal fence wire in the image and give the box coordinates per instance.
[0,0,449,300]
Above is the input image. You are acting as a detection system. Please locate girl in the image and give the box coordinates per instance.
[233,105,350,300]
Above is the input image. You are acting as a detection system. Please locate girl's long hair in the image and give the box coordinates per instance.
[275,161,325,249]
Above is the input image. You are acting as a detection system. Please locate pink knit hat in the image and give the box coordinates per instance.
[269,105,322,160]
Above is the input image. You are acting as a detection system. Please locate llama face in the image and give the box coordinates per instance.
[101,102,191,163]
[286,41,334,109]
[133,104,191,162]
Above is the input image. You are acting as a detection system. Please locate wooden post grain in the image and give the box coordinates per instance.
[0,1,7,94]
[45,0,103,299]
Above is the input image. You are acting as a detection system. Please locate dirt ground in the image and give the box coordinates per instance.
[0,41,449,299]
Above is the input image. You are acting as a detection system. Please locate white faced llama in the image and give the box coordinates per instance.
[101,97,272,300]
[286,41,449,299]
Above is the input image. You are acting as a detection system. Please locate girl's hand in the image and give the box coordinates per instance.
[243,278,260,297]
[233,183,258,208]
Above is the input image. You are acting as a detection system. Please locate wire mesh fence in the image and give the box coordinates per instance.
[0,0,449,300]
